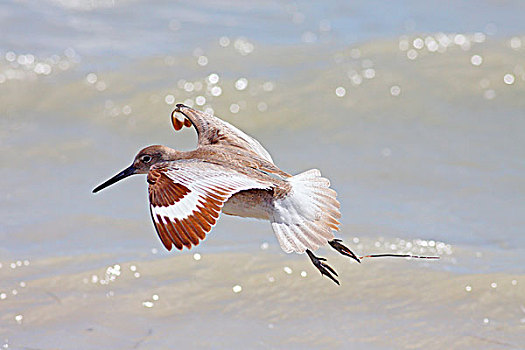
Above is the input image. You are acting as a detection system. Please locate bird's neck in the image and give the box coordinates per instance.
[163,148,198,161]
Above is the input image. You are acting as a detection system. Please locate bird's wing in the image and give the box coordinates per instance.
[171,104,274,164]
[148,160,272,251]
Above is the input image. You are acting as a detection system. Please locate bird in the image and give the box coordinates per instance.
[93,104,360,284]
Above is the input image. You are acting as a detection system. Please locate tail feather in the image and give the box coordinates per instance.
[270,169,341,254]
[303,222,328,245]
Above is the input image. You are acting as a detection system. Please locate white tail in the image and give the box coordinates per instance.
[270,169,341,254]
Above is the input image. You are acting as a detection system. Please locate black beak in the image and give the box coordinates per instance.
[92,165,136,193]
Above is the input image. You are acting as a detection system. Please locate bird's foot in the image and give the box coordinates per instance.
[306,249,339,285]
[329,239,361,263]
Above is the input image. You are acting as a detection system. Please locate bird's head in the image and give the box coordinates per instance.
[92,145,178,193]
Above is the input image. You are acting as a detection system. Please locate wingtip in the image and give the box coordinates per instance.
[174,103,188,112]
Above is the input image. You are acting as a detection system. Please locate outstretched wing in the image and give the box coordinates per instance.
[148,160,272,251]
[172,104,274,164]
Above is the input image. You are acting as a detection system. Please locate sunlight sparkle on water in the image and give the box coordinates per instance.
[407,49,418,60]
[122,105,132,115]
[5,51,15,62]
[14,315,23,325]
[262,81,274,91]
[349,72,362,86]
[195,96,206,106]
[510,37,522,50]
[86,73,97,84]
[473,32,486,43]
[95,81,106,91]
[142,301,154,308]
[454,34,466,46]
[219,36,230,47]
[484,89,496,100]
[257,102,268,112]
[208,73,219,84]
[503,74,515,85]
[235,78,248,91]
[165,95,175,105]
[470,55,483,66]
[210,86,222,97]
[184,82,194,92]
[233,38,254,56]
[425,36,439,52]
[230,104,240,113]
[197,56,208,66]
[413,38,424,50]
[390,85,401,96]
[399,36,409,51]
[363,68,375,79]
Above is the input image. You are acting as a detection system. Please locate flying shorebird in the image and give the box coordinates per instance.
[93,104,360,284]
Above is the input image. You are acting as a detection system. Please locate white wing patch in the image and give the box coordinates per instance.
[151,189,201,221]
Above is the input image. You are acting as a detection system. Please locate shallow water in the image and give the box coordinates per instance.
[1,1,525,349]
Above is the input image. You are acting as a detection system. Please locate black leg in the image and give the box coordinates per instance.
[329,239,360,263]
[306,249,339,285]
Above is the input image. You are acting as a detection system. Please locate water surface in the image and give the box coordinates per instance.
[1,1,524,349]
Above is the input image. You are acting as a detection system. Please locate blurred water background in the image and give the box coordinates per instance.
[1,0,525,349]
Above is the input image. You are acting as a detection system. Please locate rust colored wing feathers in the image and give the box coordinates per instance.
[148,161,272,251]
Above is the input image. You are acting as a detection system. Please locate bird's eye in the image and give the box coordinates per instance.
[141,155,152,163]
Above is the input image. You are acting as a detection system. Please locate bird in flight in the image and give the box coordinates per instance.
[93,104,360,284]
